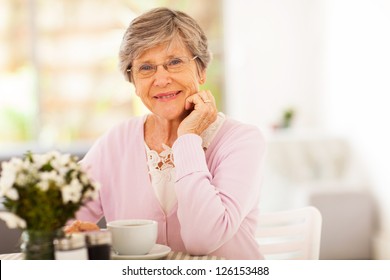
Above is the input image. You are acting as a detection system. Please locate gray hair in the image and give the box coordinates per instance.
[119,7,211,82]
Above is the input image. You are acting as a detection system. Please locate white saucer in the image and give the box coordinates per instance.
[111,244,171,260]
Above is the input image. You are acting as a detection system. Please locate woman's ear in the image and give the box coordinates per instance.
[198,69,206,85]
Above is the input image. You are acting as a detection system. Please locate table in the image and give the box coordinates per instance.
[0,251,223,260]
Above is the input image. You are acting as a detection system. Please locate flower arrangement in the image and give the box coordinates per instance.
[0,151,99,232]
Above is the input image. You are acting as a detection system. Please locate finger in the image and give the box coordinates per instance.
[185,93,204,110]
[198,90,215,105]
[79,222,100,232]
[197,90,210,102]
[63,225,73,234]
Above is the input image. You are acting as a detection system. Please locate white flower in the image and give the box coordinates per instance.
[0,159,28,200]
[32,153,49,169]
[59,154,72,165]
[51,153,71,171]
[80,174,89,185]
[15,173,28,186]
[84,182,100,200]
[0,167,16,194]
[61,178,83,204]
[6,158,24,171]
[0,212,26,229]
[0,158,25,188]
[37,180,50,192]
[83,189,96,201]
[39,170,64,189]
[93,181,101,191]
[4,187,19,200]
[21,158,34,171]
[48,150,61,160]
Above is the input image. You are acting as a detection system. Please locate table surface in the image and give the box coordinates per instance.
[0,251,223,260]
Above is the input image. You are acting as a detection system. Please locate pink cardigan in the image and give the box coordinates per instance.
[77,114,265,259]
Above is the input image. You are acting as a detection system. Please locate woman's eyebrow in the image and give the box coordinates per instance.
[135,54,183,64]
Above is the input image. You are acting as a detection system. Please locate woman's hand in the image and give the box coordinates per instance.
[178,90,218,137]
[64,220,100,233]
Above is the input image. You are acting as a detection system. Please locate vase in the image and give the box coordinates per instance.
[21,230,57,260]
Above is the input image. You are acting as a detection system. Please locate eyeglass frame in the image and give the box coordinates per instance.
[126,56,198,81]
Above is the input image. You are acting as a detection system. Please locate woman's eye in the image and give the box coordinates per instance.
[139,64,154,72]
[168,58,183,67]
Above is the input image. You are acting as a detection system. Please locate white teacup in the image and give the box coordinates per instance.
[107,219,158,255]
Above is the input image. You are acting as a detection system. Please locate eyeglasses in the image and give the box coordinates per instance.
[127,56,198,80]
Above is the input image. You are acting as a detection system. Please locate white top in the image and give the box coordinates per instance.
[145,113,226,214]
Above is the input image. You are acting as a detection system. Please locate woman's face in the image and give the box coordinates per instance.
[132,37,205,121]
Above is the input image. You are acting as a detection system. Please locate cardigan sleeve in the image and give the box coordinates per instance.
[172,124,265,255]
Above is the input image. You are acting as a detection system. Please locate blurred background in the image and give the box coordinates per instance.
[1,0,389,259]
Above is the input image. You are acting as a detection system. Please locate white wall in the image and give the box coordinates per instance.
[223,0,326,130]
[224,0,390,258]
[323,0,390,258]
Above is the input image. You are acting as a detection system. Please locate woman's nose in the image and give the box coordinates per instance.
[152,65,172,87]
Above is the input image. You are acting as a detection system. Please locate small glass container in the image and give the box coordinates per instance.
[54,233,88,260]
[85,230,112,260]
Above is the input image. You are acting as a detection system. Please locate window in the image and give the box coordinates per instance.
[0,0,223,149]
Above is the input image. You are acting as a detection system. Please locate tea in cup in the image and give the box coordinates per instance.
[107,219,158,255]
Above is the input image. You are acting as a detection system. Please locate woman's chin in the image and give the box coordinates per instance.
[155,108,187,122]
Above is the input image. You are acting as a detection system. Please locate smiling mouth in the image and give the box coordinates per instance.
[154,91,181,100]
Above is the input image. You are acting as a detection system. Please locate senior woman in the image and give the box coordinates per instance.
[69,7,265,260]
